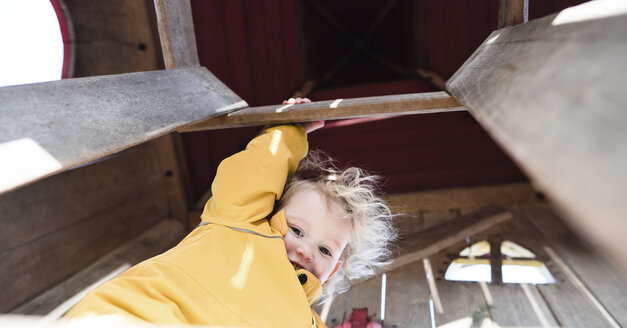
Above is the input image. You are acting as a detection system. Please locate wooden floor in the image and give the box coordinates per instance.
[316,203,627,328]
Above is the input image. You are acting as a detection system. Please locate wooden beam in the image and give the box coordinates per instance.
[447,0,627,272]
[179,91,464,132]
[0,67,247,195]
[153,0,199,69]
[389,207,512,271]
[153,0,201,225]
[498,0,528,28]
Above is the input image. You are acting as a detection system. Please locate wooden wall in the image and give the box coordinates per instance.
[0,0,180,313]
[317,188,627,328]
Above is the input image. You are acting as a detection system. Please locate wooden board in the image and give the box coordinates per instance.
[0,187,168,312]
[392,207,512,270]
[498,0,528,28]
[180,91,464,131]
[431,250,492,327]
[154,0,199,69]
[0,143,165,253]
[0,66,247,195]
[12,219,186,316]
[63,0,164,76]
[446,0,627,272]
[318,260,431,328]
[0,143,169,312]
[521,204,627,327]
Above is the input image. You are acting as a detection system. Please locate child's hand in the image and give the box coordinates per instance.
[283,97,311,104]
[302,120,325,134]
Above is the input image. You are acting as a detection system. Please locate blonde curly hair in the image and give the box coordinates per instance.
[277,150,397,303]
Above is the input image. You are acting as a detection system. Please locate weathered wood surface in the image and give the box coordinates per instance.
[180,91,464,132]
[431,250,492,327]
[12,219,185,316]
[447,0,627,272]
[488,284,557,327]
[498,0,528,28]
[0,66,247,195]
[316,260,431,328]
[154,0,199,69]
[391,207,512,271]
[522,204,627,327]
[63,0,164,77]
[0,144,170,312]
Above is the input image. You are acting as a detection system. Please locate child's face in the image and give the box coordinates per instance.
[281,186,352,283]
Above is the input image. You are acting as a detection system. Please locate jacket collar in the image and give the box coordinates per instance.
[270,210,323,305]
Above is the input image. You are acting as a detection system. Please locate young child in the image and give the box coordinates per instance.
[64,122,396,327]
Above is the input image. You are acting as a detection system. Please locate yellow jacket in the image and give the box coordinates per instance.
[65,125,326,327]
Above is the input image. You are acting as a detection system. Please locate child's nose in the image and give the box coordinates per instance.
[296,246,313,262]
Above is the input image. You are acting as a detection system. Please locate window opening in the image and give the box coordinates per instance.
[0,0,67,87]
[444,240,555,284]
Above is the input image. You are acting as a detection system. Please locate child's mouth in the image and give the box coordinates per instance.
[292,262,303,270]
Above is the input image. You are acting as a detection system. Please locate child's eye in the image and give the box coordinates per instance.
[290,226,303,237]
[320,247,331,256]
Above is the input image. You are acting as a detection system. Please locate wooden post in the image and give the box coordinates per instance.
[498,0,528,28]
[153,0,200,69]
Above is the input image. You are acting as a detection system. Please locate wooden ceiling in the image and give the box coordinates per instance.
[182,0,585,201]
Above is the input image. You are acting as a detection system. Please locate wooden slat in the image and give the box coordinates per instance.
[482,205,620,327]
[0,143,164,254]
[12,219,186,316]
[447,0,627,272]
[431,250,492,327]
[153,0,199,69]
[0,187,168,312]
[317,260,431,328]
[498,0,528,28]
[179,92,464,132]
[391,207,512,270]
[521,204,627,327]
[488,284,558,327]
[0,66,247,195]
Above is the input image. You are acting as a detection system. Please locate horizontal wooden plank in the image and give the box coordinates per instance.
[0,67,247,195]
[179,91,465,132]
[154,0,199,69]
[0,188,168,312]
[12,219,186,316]
[0,143,166,253]
[521,204,627,327]
[391,207,512,270]
[446,0,627,272]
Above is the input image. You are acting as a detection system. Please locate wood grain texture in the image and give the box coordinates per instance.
[315,260,431,328]
[154,0,199,69]
[0,187,168,312]
[12,220,186,315]
[179,91,464,131]
[63,0,164,76]
[447,0,627,272]
[0,144,165,254]
[391,207,512,270]
[0,67,247,195]
[522,204,627,327]
[150,134,193,225]
[498,0,528,28]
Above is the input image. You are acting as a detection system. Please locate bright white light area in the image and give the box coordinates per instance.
[502,260,556,284]
[459,240,490,257]
[552,0,627,26]
[0,0,64,87]
[0,138,62,193]
[501,240,535,258]
[444,259,491,283]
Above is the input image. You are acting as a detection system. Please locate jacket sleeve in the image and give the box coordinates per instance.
[200,124,308,227]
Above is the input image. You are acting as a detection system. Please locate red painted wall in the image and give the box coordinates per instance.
[183,0,587,201]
